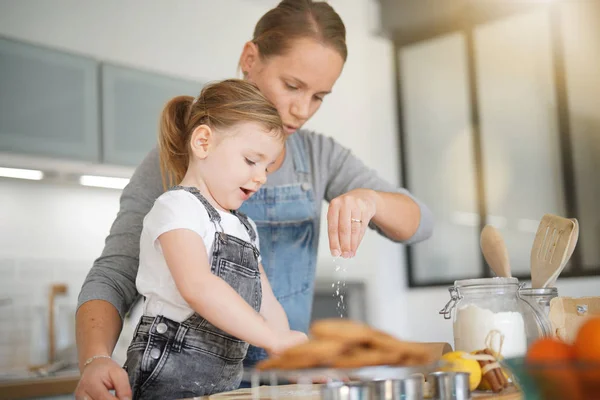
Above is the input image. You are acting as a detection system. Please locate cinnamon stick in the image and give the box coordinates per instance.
[475,350,502,392]
[483,348,508,389]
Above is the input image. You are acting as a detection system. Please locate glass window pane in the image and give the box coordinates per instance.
[399,32,481,284]
[475,9,566,276]
[560,1,600,271]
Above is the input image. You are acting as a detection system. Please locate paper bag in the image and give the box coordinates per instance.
[549,296,600,344]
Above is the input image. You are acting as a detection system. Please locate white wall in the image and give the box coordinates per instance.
[0,180,122,367]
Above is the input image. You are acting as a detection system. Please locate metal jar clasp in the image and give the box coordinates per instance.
[439,286,461,320]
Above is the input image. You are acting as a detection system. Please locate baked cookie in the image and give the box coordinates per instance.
[332,346,400,368]
[256,339,348,370]
[257,319,436,371]
[309,319,374,343]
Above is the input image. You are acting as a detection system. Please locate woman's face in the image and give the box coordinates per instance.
[241,38,345,135]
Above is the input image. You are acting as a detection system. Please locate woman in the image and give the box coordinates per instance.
[75,1,434,399]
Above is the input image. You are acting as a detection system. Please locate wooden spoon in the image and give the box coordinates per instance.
[544,218,579,288]
[530,214,576,289]
[480,225,512,278]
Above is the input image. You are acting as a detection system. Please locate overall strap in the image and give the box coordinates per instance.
[287,133,310,174]
[229,210,258,243]
[169,186,224,232]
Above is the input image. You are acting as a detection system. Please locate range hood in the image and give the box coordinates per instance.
[376,0,549,42]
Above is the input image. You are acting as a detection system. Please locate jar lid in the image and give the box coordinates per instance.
[454,277,519,288]
[519,287,559,296]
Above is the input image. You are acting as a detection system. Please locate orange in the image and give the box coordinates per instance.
[573,317,600,389]
[574,317,600,363]
[526,338,583,400]
[526,337,577,362]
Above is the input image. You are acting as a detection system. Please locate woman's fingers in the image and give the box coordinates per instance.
[349,208,363,258]
[110,367,133,400]
[327,200,341,257]
[338,202,353,257]
[328,190,377,258]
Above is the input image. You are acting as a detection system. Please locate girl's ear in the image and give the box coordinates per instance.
[239,41,260,77]
[190,125,213,159]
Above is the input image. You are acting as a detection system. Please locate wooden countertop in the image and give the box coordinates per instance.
[0,372,80,400]
[181,383,522,400]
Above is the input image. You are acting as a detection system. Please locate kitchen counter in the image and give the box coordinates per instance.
[181,383,522,400]
[0,371,79,400]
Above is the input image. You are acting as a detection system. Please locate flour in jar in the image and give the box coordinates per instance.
[453,304,527,358]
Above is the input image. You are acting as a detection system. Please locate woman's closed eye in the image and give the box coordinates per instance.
[285,82,298,91]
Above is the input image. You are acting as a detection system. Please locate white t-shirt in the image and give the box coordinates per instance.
[136,189,261,323]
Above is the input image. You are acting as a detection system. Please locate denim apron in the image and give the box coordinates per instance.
[239,133,318,370]
[124,187,262,400]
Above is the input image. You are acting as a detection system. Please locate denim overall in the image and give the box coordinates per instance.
[124,187,262,400]
[239,133,318,371]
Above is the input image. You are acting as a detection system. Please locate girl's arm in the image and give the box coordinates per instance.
[258,263,290,333]
[160,228,281,352]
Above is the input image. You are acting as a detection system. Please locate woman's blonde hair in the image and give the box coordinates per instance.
[251,0,347,62]
[158,79,284,190]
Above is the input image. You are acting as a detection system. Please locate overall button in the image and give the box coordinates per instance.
[150,348,161,360]
[301,182,311,191]
[156,323,168,334]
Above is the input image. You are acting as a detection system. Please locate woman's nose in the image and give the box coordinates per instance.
[290,96,310,121]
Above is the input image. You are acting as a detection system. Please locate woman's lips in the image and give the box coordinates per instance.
[285,125,298,134]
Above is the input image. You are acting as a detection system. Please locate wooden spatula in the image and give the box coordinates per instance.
[480,225,511,277]
[530,214,576,289]
[544,218,579,288]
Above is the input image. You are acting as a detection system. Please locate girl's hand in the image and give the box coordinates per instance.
[268,330,309,356]
[327,189,378,258]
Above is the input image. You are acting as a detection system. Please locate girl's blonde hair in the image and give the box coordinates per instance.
[158,79,284,190]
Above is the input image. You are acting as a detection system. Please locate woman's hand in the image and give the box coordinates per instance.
[327,189,378,258]
[75,357,132,400]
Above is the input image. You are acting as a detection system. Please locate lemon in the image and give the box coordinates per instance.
[441,351,482,391]
[442,351,470,362]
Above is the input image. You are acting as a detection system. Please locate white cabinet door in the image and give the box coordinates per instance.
[101,64,202,166]
[0,38,100,161]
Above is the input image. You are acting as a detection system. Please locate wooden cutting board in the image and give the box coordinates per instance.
[181,383,523,400]
[473,385,522,399]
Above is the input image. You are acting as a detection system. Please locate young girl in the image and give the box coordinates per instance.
[124,79,308,400]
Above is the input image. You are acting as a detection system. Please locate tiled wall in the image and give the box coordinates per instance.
[0,179,124,371]
[0,257,88,369]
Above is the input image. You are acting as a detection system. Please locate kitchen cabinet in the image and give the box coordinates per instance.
[101,64,202,166]
[0,37,100,162]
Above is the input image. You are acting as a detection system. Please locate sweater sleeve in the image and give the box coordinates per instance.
[77,147,165,319]
[308,131,434,245]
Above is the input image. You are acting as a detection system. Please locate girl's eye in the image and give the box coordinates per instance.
[245,158,256,166]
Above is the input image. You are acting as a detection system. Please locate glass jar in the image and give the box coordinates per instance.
[519,287,557,346]
[439,277,547,358]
